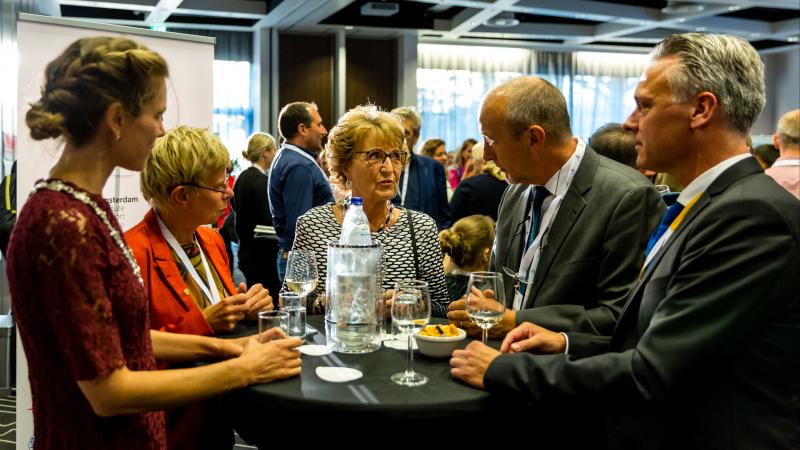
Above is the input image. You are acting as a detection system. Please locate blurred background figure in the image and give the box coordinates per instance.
[589,122,638,169]
[752,144,780,169]
[449,138,477,189]
[420,138,447,166]
[232,132,281,297]
[766,109,800,199]
[439,214,495,301]
[449,141,508,222]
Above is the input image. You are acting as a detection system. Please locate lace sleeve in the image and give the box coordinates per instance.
[34,204,126,380]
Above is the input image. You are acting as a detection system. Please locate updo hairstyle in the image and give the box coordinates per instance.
[242,132,276,162]
[26,36,169,147]
[326,104,408,192]
[439,215,496,269]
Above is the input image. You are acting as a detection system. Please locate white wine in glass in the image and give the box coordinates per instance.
[465,271,506,344]
[285,250,319,297]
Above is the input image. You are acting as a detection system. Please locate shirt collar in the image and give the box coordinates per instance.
[678,153,752,205]
[253,164,266,175]
[539,138,583,197]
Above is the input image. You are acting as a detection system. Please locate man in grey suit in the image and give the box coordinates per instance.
[447,76,664,339]
[451,33,800,449]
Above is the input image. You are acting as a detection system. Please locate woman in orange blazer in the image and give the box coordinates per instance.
[126,126,274,450]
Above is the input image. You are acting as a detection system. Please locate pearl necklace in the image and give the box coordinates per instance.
[33,179,144,286]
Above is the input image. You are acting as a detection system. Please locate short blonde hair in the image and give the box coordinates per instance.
[326,104,408,191]
[243,132,276,162]
[141,126,230,207]
[777,109,799,148]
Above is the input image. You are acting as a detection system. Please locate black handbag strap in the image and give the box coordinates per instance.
[406,209,421,280]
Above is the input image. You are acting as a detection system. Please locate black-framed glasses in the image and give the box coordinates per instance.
[178,182,231,196]
[355,149,408,167]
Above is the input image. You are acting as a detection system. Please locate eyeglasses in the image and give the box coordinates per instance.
[355,149,408,167]
[178,182,231,196]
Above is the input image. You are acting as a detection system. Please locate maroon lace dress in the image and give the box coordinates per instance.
[6,180,166,449]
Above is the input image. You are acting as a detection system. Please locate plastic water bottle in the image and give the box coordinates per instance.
[340,197,371,245]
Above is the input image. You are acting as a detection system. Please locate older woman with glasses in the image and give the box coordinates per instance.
[292,104,450,317]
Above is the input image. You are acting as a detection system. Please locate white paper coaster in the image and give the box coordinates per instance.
[384,337,418,351]
[298,344,332,356]
[315,366,363,383]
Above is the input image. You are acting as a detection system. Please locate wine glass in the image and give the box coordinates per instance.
[285,249,319,302]
[390,280,431,387]
[465,271,506,344]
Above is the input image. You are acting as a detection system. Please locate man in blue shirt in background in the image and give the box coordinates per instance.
[390,106,451,230]
[269,101,334,281]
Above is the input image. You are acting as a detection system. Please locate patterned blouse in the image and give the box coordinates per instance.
[293,204,451,317]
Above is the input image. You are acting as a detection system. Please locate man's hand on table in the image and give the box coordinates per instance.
[446,292,516,339]
[500,322,566,354]
[450,341,501,390]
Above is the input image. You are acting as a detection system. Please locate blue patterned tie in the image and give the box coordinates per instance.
[646,193,684,255]
[519,186,550,296]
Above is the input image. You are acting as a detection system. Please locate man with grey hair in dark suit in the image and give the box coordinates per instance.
[451,33,800,450]
[447,75,663,340]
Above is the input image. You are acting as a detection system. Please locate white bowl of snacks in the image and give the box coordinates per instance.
[415,324,467,358]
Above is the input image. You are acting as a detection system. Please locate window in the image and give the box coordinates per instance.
[212,60,252,158]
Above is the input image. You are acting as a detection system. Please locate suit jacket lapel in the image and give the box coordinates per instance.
[523,148,596,308]
[145,211,194,311]
[612,157,764,344]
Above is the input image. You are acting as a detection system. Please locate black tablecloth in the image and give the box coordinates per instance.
[223,315,496,444]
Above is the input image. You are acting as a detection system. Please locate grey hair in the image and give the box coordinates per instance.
[486,76,572,143]
[776,109,799,148]
[390,106,422,132]
[652,33,765,135]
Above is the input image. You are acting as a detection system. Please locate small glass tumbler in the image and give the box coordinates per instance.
[280,291,307,338]
[258,310,289,341]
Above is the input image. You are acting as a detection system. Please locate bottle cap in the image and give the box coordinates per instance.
[350,197,363,205]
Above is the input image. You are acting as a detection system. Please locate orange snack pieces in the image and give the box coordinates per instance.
[419,324,460,337]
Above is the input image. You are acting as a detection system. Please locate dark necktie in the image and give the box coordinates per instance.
[645,193,684,255]
[519,186,550,296]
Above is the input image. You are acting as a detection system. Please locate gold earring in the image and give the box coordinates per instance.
[115,132,121,141]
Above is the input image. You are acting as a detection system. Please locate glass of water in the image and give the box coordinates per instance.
[465,271,506,344]
[280,291,306,338]
[258,310,288,342]
[390,280,431,387]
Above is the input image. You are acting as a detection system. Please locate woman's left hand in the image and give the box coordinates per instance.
[239,282,274,321]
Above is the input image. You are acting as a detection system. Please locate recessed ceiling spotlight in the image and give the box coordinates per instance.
[661,1,705,15]
[728,5,742,11]
[345,26,354,30]
[788,36,799,42]
[483,11,519,28]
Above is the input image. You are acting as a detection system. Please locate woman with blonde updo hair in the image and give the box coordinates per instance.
[7,37,300,450]
[232,131,280,296]
[292,104,450,317]
[438,215,495,300]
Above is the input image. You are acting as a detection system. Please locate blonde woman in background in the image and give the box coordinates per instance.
[439,215,495,301]
[449,141,508,222]
[232,132,281,297]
